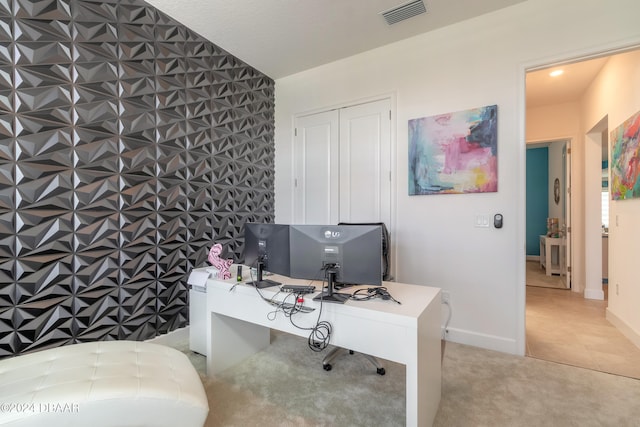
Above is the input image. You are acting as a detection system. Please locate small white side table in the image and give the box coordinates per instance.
[539,235,564,276]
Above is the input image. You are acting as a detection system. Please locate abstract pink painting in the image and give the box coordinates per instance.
[409,105,498,195]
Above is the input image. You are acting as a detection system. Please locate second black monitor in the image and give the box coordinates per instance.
[289,224,383,287]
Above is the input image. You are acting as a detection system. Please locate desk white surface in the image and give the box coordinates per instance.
[198,267,441,427]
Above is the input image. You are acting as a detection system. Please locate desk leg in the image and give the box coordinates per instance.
[207,312,270,376]
[406,292,441,426]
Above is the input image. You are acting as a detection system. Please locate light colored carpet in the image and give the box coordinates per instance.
[184,331,640,426]
[526,260,567,289]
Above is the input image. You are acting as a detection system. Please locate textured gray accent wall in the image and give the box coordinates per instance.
[0,0,275,356]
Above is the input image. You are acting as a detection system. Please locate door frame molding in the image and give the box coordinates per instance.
[518,40,640,355]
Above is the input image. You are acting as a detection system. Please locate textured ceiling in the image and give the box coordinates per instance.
[145,0,526,79]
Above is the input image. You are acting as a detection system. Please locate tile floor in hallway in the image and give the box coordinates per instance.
[526,262,640,379]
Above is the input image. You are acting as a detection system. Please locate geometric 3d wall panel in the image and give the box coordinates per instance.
[0,0,275,356]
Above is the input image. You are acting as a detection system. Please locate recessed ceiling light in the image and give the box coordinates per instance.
[549,70,564,77]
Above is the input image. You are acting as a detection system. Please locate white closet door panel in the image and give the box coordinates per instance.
[339,99,391,225]
[293,110,339,224]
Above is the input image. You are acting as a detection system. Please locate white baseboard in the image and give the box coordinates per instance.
[606,309,640,350]
[146,326,189,347]
[441,326,520,355]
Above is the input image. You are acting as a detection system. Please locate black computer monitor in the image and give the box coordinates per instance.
[243,222,290,288]
[289,224,383,303]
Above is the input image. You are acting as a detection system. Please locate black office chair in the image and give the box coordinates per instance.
[322,348,386,375]
[321,222,391,376]
[336,222,392,281]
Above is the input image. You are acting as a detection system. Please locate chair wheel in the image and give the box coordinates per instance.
[349,350,354,355]
[323,364,332,371]
[377,367,386,375]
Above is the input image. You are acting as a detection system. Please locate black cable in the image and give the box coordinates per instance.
[349,287,401,304]
[307,320,332,352]
[264,291,315,319]
[247,264,334,351]
[288,267,333,351]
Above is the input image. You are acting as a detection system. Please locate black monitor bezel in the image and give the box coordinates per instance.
[242,222,290,288]
[289,224,383,303]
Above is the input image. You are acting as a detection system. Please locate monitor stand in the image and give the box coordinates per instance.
[313,266,349,304]
[247,261,280,289]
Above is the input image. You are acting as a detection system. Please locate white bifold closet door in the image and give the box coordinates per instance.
[293,98,391,227]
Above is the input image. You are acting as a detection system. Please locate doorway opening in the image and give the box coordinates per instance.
[524,48,640,379]
[525,139,570,289]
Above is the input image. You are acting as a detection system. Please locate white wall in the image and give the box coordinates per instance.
[581,50,640,346]
[527,102,581,143]
[274,0,640,354]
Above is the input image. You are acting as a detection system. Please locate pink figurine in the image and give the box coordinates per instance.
[208,244,233,279]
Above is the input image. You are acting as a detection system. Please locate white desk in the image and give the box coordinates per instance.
[198,267,442,427]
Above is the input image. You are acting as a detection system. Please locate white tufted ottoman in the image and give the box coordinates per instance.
[0,341,209,427]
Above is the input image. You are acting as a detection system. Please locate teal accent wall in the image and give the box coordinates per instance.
[526,148,549,256]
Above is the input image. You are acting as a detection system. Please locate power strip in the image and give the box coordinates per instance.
[280,285,316,294]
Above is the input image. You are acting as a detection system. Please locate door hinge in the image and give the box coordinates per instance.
[294,178,298,188]
[567,147,571,154]
[294,128,297,136]
[567,226,571,233]
[567,266,572,272]
[389,110,391,120]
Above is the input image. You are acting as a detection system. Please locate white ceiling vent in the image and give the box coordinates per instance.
[380,0,427,25]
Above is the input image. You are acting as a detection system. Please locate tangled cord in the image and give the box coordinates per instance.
[350,287,401,304]
[264,291,315,319]
[253,267,333,352]
[288,295,332,352]
[288,268,334,351]
[307,320,332,352]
